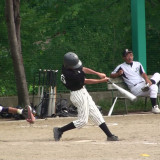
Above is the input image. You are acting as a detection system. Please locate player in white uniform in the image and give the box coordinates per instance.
[110,49,160,114]
[53,52,119,141]
[0,104,35,123]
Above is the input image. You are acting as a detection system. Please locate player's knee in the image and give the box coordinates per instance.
[78,119,88,128]
[153,72,160,77]
[151,73,160,84]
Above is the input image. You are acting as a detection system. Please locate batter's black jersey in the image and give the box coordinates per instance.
[61,66,85,91]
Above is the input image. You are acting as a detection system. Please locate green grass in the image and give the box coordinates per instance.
[97,97,152,115]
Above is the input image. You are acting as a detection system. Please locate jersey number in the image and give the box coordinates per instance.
[61,74,66,84]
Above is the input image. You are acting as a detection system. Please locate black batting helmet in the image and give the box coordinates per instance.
[63,52,82,69]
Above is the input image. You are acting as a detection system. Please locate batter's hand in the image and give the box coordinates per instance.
[104,76,110,82]
[98,73,106,79]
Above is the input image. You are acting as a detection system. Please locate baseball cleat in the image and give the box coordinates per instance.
[53,127,63,141]
[22,105,35,123]
[26,105,35,123]
[22,106,28,119]
[107,135,119,141]
[152,105,160,114]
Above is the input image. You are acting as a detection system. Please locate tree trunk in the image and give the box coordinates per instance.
[5,0,30,107]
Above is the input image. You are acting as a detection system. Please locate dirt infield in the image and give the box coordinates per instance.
[0,113,160,160]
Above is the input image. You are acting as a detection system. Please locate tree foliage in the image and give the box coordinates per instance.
[0,0,160,95]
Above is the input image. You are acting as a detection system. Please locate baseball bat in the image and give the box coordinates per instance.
[38,69,46,117]
[108,97,118,116]
[36,69,42,116]
[38,69,42,97]
[32,72,36,107]
[52,70,58,115]
[108,79,137,101]
[47,70,52,117]
[51,70,55,116]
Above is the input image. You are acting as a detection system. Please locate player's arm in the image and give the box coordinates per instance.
[110,66,123,78]
[83,67,106,79]
[139,63,152,85]
[84,77,109,84]
[141,73,152,85]
[110,70,123,78]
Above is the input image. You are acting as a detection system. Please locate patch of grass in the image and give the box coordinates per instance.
[97,97,152,115]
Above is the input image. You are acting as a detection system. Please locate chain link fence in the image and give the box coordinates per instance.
[0,0,159,96]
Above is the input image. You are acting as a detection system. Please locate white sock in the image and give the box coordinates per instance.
[17,109,23,114]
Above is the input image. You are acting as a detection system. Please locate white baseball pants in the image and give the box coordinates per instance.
[70,87,105,128]
[130,72,160,98]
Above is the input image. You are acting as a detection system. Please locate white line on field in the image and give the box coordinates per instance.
[73,140,159,145]
[17,125,48,128]
[83,123,118,128]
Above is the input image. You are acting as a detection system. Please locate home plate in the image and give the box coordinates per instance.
[143,142,158,145]
[108,123,118,126]
[75,140,95,143]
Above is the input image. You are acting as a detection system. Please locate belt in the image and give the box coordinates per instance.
[70,86,84,91]
[134,81,144,86]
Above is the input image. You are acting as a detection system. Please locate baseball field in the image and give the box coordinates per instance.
[0,113,160,160]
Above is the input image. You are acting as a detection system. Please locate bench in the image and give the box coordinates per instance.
[107,76,160,115]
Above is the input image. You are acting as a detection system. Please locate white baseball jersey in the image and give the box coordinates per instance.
[111,62,160,98]
[111,61,145,89]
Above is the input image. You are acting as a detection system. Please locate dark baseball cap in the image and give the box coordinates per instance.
[122,49,133,57]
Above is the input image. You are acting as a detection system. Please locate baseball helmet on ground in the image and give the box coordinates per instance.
[63,52,82,69]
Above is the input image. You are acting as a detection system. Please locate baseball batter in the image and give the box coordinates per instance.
[53,52,119,141]
[110,49,160,114]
